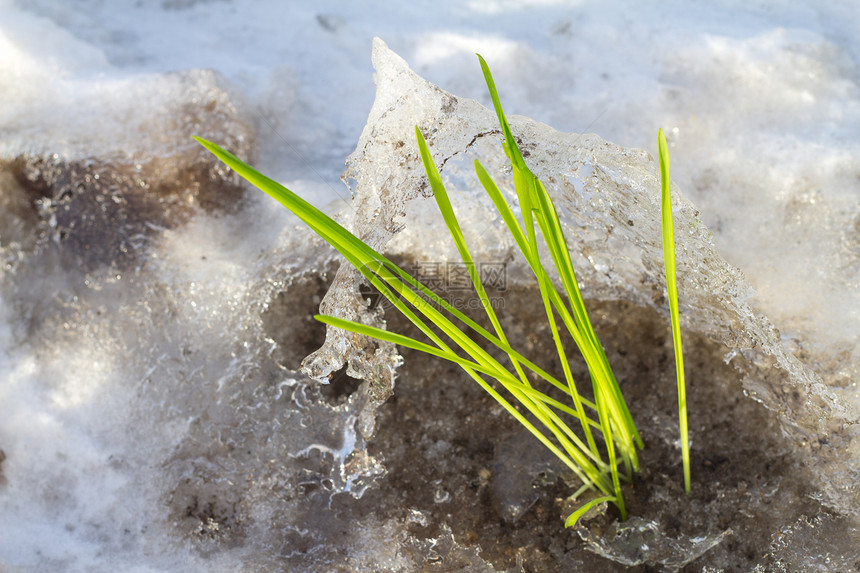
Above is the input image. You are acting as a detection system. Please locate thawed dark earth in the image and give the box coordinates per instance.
[1,38,859,572]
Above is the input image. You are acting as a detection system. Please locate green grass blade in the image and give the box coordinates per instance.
[473,160,529,252]
[414,128,516,362]
[194,137,392,277]
[315,314,598,423]
[564,495,617,528]
[352,269,612,481]
[475,56,643,516]
[530,179,641,467]
[658,128,690,494]
[317,285,614,481]
[413,129,612,476]
[471,72,606,459]
[477,55,527,172]
[530,183,636,419]
[319,275,611,482]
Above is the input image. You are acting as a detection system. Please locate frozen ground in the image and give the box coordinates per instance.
[1,1,859,571]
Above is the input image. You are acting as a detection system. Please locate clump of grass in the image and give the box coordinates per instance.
[194,55,689,527]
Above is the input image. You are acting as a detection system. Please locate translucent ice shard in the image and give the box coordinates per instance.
[315,38,858,524]
[575,516,731,569]
[757,513,860,572]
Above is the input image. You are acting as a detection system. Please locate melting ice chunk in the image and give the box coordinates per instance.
[315,38,860,526]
